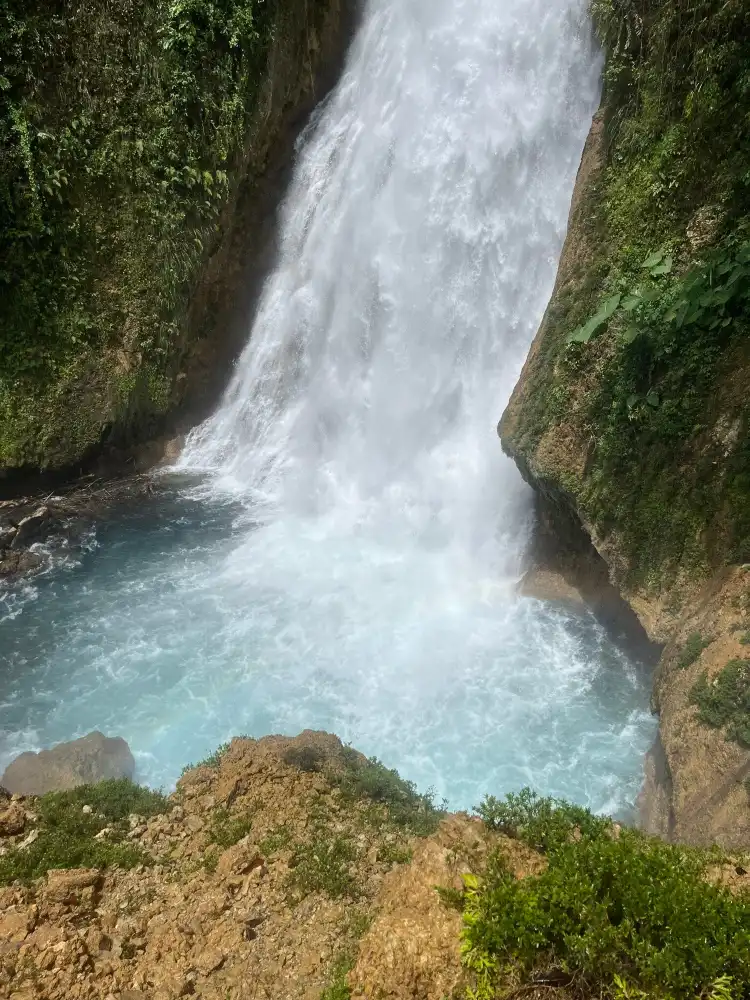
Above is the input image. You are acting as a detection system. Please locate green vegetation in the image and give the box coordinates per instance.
[376,840,412,865]
[282,745,327,772]
[333,749,446,836]
[462,791,750,1000]
[503,0,750,592]
[690,659,750,747]
[259,823,294,856]
[208,805,255,847]
[320,953,356,1000]
[319,914,372,1000]
[678,632,712,670]
[0,0,282,467]
[0,779,169,885]
[286,831,360,900]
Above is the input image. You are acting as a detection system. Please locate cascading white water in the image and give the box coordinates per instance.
[183,0,598,560]
[0,0,657,813]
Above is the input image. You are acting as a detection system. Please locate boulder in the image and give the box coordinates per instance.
[0,549,43,578]
[0,800,27,836]
[9,506,51,549]
[1,731,135,796]
[44,867,102,904]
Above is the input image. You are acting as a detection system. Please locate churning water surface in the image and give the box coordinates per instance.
[0,0,656,814]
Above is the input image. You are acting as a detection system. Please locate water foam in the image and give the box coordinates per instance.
[0,0,657,813]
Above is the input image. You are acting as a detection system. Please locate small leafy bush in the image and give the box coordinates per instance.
[0,779,168,885]
[282,745,326,772]
[208,806,254,848]
[320,952,355,1000]
[462,791,750,1000]
[259,824,293,856]
[38,778,168,826]
[181,741,232,774]
[477,787,610,851]
[287,833,359,900]
[678,632,712,670]
[376,840,412,865]
[690,660,750,748]
[334,750,445,836]
[319,914,372,1000]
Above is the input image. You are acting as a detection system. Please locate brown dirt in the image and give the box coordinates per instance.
[0,732,544,1000]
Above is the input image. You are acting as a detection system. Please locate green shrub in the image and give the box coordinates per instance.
[208,805,254,848]
[334,751,445,836]
[320,953,355,1000]
[690,660,750,747]
[286,833,359,900]
[477,787,611,851]
[462,792,750,1000]
[376,840,412,865]
[678,632,712,670]
[38,778,168,826]
[259,824,294,856]
[282,745,326,772]
[0,779,169,885]
[181,741,233,774]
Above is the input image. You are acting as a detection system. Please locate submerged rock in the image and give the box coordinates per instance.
[1,731,135,796]
[9,506,51,550]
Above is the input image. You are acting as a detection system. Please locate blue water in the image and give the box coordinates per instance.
[0,0,657,817]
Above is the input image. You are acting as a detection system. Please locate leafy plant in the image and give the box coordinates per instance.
[690,660,750,747]
[462,791,750,1000]
[181,741,232,774]
[286,832,359,901]
[376,840,412,865]
[258,824,294,856]
[678,632,712,670]
[477,787,611,851]
[0,779,169,885]
[320,953,355,1000]
[334,750,446,836]
[208,805,254,848]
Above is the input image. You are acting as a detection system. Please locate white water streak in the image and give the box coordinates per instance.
[182,0,601,579]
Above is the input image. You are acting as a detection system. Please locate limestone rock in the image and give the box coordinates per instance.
[1,732,135,796]
[0,800,27,836]
[44,868,102,904]
[0,548,43,578]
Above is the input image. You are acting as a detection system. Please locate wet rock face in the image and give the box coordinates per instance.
[1,732,135,797]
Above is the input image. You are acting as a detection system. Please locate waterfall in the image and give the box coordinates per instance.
[0,0,657,811]
[181,0,599,577]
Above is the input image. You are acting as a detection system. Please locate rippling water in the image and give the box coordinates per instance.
[0,0,656,814]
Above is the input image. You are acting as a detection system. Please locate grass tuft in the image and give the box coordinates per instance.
[0,779,169,885]
[334,750,446,836]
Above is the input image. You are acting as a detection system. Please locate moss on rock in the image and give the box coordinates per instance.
[0,0,346,473]
[501,0,750,601]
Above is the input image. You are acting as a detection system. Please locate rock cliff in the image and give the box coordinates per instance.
[500,0,750,846]
[0,0,353,480]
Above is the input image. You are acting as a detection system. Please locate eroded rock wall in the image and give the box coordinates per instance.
[500,0,750,846]
[0,0,354,481]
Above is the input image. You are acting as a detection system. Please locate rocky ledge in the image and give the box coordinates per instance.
[0,732,525,1000]
[2,731,749,1000]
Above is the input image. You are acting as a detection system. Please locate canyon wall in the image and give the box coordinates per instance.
[500,0,750,846]
[0,0,354,482]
